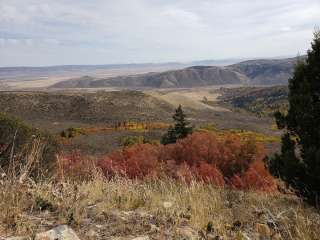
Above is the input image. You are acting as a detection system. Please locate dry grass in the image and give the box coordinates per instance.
[147,88,231,112]
[0,174,319,239]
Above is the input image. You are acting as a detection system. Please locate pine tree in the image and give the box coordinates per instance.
[161,105,193,145]
[269,31,320,203]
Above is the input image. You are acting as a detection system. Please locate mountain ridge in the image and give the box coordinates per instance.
[50,56,301,89]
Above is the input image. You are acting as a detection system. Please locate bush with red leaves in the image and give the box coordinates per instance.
[57,151,96,181]
[96,132,276,191]
[59,132,276,191]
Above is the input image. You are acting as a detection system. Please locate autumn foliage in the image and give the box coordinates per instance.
[96,132,276,191]
[57,152,96,181]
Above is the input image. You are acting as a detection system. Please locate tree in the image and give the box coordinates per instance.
[161,105,193,145]
[269,31,320,203]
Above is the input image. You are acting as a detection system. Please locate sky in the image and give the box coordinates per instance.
[0,0,319,67]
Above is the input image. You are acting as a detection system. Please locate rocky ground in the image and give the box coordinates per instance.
[0,208,294,240]
[1,177,319,240]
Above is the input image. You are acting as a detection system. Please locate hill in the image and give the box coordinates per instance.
[0,91,174,124]
[50,57,300,89]
[218,86,288,116]
[51,66,249,88]
[228,57,299,85]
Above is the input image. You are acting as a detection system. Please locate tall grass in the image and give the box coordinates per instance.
[0,175,319,239]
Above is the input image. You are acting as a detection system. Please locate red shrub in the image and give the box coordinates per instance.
[230,160,277,192]
[195,162,225,185]
[57,152,96,180]
[98,144,161,179]
[62,132,276,192]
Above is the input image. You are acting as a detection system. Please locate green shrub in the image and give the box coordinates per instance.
[0,113,59,178]
[119,136,149,147]
[60,127,85,138]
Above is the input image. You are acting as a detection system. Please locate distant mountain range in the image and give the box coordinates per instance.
[0,59,243,81]
[51,57,300,89]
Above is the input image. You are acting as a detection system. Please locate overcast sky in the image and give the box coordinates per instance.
[0,0,319,66]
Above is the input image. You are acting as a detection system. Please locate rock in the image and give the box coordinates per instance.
[35,225,80,240]
[131,236,149,240]
[176,226,199,240]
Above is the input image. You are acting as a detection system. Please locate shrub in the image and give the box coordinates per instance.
[0,113,59,178]
[60,128,85,139]
[119,136,149,147]
[98,144,161,179]
[97,132,276,191]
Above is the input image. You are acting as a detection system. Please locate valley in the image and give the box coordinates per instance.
[0,85,282,156]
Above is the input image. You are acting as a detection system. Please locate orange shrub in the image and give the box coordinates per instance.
[58,132,276,191]
[230,160,276,192]
[96,132,276,191]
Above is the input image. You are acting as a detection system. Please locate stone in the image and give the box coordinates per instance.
[131,236,149,240]
[35,225,80,240]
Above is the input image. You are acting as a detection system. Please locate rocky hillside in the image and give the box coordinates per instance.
[51,57,300,89]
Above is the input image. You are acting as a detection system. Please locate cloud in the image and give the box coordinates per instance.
[0,0,319,66]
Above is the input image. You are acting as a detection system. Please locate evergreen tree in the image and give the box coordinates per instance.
[269,31,320,203]
[161,105,193,145]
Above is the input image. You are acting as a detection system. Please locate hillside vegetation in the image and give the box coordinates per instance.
[218,86,288,116]
[0,113,58,178]
[0,91,174,123]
